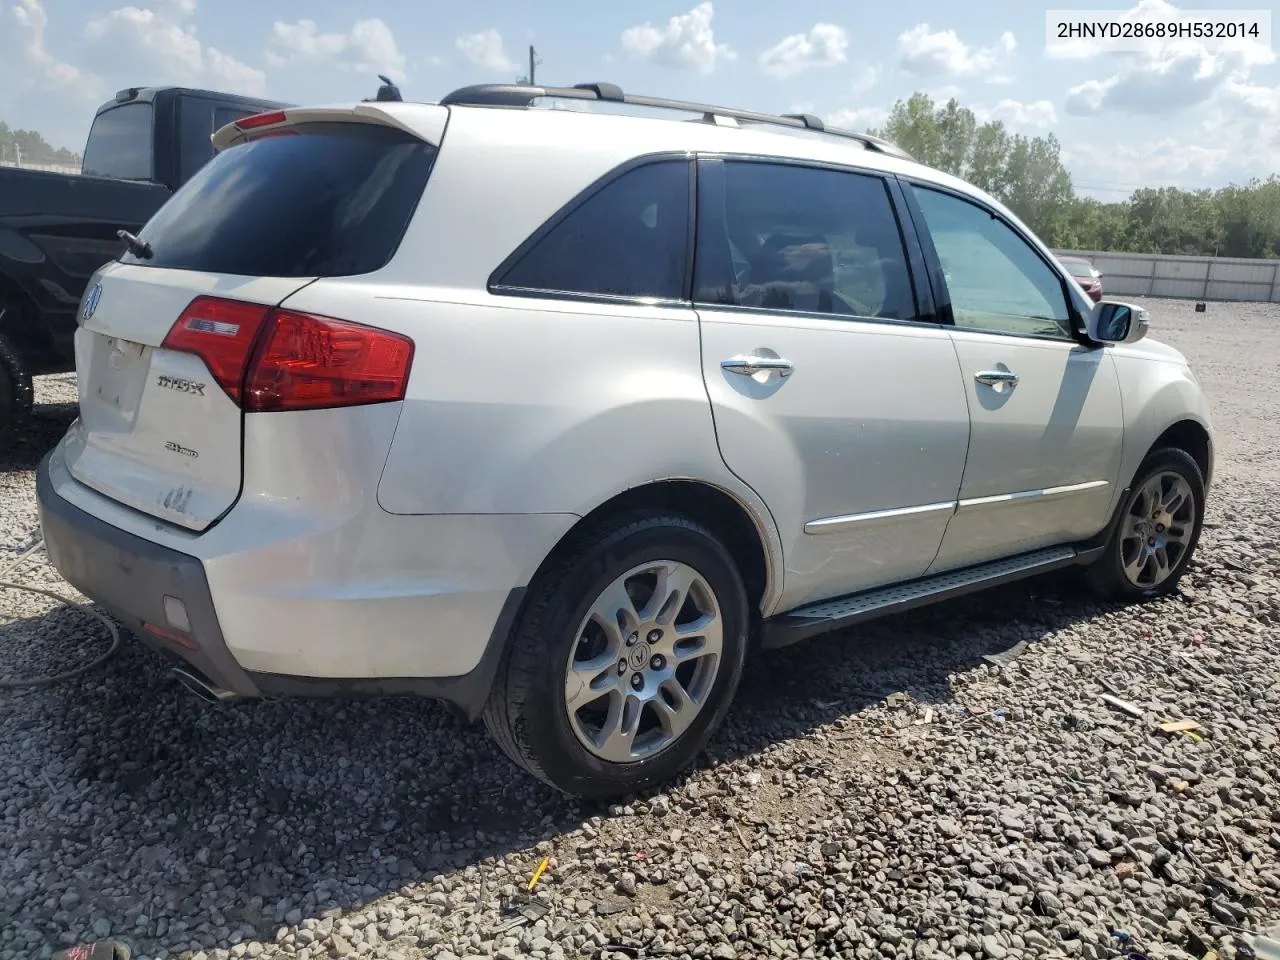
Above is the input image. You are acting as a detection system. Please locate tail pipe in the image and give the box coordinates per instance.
[172,667,241,703]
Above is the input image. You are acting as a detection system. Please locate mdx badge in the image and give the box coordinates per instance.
[157,374,207,396]
[82,282,103,322]
[164,441,199,459]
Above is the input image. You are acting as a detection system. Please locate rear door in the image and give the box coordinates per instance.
[65,114,441,531]
[904,182,1124,572]
[694,159,971,610]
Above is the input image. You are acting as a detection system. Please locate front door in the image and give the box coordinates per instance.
[906,183,1124,573]
[694,159,972,611]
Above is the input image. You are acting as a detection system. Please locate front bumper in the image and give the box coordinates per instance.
[37,451,261,697]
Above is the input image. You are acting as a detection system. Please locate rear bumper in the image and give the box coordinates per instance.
[37,443,571,719]
[37,450,262,697]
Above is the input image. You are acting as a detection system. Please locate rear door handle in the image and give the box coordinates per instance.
[974,369,1019,387]
[722,355,794,377]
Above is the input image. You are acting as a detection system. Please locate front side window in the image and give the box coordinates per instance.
[911,186,1073,339]
[82,102,154,181]
[693,160,917,322]
[495,160,690,300]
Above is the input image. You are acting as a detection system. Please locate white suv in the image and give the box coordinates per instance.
[37,83,1213,797]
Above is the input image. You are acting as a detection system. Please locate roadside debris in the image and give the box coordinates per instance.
[982,639,1029,668]
[489,892,552,935]
[1101,693,1145,718]
[527,856,550,891]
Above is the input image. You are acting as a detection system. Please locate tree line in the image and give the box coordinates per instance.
[0,122,81,168]
[869,93,1280,260]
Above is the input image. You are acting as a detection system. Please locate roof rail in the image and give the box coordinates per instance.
[439,82,914,162]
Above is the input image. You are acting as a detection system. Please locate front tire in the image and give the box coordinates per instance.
[1087,447,1206,601]
[483,513,749,798]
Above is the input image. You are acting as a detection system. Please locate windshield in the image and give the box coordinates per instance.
[1061,260,1096,278]
[122,122,437,277]
[82,102,154,180]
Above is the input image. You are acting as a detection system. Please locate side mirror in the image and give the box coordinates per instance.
[1088,300,1148,344]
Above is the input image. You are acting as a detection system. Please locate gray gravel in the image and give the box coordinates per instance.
[2,299,1279,960]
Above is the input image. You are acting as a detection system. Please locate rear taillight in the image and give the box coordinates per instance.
[163,298,413,412]
[162,297,270,403]
[244,311,414,412]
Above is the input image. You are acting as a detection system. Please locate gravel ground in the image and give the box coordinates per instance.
[2,299,1278,960]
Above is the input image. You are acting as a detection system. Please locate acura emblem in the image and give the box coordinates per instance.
[82,282,103,322]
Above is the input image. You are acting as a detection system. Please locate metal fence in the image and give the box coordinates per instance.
[0,159,81,175]
[1054,249,1280,303]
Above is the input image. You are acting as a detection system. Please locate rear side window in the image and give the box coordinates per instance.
[494,160,691,300]
[694,160,917,322]
[82,103,154,181]
[123,123,436,277]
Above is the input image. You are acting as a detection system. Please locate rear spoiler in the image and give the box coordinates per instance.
[212,102,448,152]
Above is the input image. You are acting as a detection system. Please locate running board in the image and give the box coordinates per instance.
[761,545,1085,649]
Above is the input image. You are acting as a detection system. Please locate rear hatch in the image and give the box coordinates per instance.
[64,106,443,531]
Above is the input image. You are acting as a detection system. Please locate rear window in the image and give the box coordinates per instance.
[123,123,436,277]
[1061,260,1095,278]
[82,102,154,180]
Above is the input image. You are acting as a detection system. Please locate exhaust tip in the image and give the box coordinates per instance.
[172,667,240,703]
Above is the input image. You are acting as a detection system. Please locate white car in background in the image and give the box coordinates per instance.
[37,83,1213,798]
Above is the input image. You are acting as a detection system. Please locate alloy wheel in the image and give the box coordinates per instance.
[564,560,723,762]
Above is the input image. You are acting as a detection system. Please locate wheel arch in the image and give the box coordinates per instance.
[534,478,782,622]
[1148,418,1213,490]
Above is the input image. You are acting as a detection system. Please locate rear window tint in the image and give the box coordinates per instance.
[494,160,690,300]
[82,103,154,181]
[124,123,436,277]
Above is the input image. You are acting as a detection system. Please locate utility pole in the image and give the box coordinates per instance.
[519,45,542,85]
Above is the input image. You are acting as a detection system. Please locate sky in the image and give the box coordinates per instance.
[1,0,1277,199]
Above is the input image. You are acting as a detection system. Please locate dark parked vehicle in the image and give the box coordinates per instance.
[1059,255,1104,302]
[0,86,288,429]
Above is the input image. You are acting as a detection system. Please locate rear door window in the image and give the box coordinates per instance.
[493,160,691,300]
[694,160,918,322]
[123,122,437,277]
[82,102,154,181]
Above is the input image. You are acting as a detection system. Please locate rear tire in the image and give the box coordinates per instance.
[1087,447,1205,601]
[0,331,34,435]
[483,512,749,798]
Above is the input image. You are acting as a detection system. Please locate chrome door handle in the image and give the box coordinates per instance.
[974,370,1019,387]
[722,355,794,377]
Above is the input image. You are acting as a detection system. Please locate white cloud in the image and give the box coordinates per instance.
[851,64,881,93]
[1198,81,1280,176]
[827,105,889,131]
[266,18,406,82]
[759,23,847,78]
[621,2,735,74]
[1063,48,1259,116]
[1066,137,1228,186]
[898,23,1017,82]
[454,28,516,74]
[1062,78,1279,190]
[978,98,1058,128]
[8,0,86,88]
[85,5,266,95]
